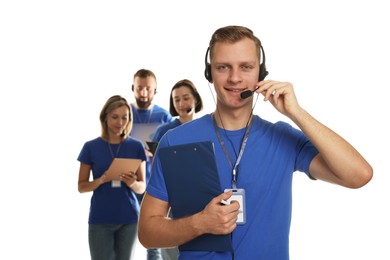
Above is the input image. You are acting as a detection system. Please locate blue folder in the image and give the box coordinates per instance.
[158,141,233,252]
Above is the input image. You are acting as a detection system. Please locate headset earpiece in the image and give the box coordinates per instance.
[204,47,212,82]
[258,45,269,81]
[258,64,269,81]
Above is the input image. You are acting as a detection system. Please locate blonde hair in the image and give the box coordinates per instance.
[99,95,132,141]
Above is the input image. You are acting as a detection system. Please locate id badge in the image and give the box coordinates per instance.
[224,188,246,225]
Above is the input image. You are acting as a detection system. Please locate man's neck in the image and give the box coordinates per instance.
[213,107,253,130]
[133,102,153,110]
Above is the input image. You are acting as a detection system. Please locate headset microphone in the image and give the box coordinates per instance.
[240,86,260,99]
[186,107,193,113]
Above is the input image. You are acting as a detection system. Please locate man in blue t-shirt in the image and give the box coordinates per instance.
[130,68,173,260]
[138,26,373,260]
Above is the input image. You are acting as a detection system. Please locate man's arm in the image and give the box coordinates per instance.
[257,80,373,188]
[293,109,372,188]
[138,191,239,248]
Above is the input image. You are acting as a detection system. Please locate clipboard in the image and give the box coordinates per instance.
[105,158,141,181]
[158,141,233,252]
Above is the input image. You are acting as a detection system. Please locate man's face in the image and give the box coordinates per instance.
[211,38,260,108]
[133,76,157,109]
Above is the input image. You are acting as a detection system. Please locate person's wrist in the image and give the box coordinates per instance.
[98,175,105,185]
[190,212,205,236]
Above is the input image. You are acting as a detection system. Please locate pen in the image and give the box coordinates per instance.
[220,199,229,205]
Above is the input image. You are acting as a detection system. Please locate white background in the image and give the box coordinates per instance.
[0,0,388,259]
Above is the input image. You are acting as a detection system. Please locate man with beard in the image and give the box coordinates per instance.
[130,68,173,260]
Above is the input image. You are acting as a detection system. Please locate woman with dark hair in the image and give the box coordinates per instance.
[152,80,203,260]
[152,79,203,142]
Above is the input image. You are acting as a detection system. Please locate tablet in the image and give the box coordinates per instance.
[105,158,141,180]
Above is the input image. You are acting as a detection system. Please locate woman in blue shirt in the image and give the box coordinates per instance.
[153,79,203,143]
[77,95,147,260]
[152,79,203,260]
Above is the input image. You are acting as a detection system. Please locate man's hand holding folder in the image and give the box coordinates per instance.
[195,190,240,235]
[158,141,238,252]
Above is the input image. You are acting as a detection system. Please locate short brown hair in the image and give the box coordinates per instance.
[133,69,156,81]
[208,25,262,63]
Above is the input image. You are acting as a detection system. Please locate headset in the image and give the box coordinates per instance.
[131,84,157,94]
[204,44,269,83]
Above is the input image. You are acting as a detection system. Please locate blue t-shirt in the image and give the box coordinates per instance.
[131,104,173,124]
[130,103,173,182]
[147,114,319,260]
[77,137,147,224]
[152,118,182,142]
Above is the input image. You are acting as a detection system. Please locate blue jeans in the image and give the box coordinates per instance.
[161,247,179,260]
[89,223,137,260]
[147,248,163,260]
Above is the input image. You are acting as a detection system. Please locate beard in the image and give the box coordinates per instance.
[135,98,152,109]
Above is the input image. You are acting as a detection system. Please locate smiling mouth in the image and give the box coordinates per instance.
[225,87,246,93]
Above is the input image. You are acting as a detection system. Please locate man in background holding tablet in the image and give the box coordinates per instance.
[130,68,173,260]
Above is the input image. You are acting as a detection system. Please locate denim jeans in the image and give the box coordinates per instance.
[89,223,137,260]
[147,248,163,260]
[161,247,179,260]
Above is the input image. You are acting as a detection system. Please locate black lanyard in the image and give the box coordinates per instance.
[108,142,122,159]
[212,114,253,189]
